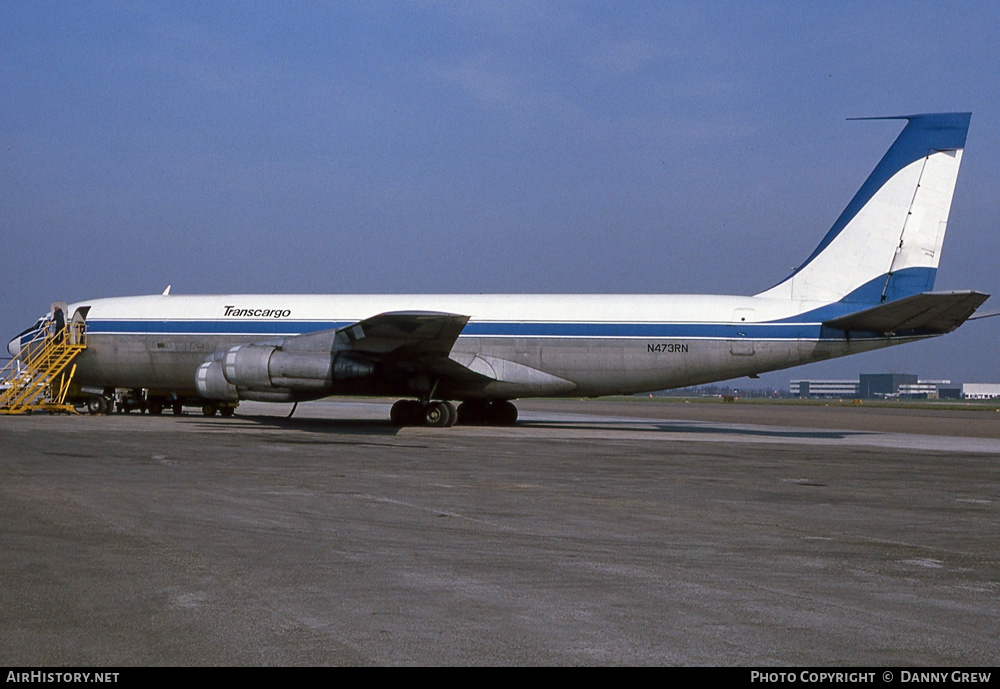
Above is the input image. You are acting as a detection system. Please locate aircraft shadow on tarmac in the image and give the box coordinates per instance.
[187,414,860,440]
[189,415,402,436]
[517,420,858,440]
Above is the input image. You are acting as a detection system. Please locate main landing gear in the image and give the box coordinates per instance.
[390,400,454,427]
[389,399,518,427]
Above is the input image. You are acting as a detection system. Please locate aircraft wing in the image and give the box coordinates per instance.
[332,311,471,357]
[330,311,486,381]
[199,309,577,403]
[822,291,990,335]
[271,310,495,381]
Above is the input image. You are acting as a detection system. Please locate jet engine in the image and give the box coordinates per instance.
[196,340,376,402]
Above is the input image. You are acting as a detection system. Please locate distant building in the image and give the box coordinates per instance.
[859,374,917,399]
[898,380,951,400]
[790,375,953,399]
[962,383,1000,400]
[789,380,858,398]
[938,387,963,400]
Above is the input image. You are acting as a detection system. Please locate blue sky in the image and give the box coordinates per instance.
[3,1,999,387]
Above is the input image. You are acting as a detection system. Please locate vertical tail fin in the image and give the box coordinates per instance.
[756,113,970,304]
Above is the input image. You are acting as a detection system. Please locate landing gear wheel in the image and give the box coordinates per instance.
[172,402,183,416]
[457,401,489,425]
[420,402,458,428]
[202,403,217,417]
[404,400,421,423]
[390,400,457,427]
[391,399,414,426]
[219,406,235,418]
[148,400,163,416]
[486,400,518,426]
[390,399,423,426]
[421,402,451,428]
[441,401,457,427]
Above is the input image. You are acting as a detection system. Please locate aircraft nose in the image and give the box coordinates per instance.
[7,336,19,358]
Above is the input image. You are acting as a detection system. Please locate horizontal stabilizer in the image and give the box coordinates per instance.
[823,291,989,334]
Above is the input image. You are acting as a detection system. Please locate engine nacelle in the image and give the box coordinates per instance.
[195,361,239,402]
[238,389,301,403]
[195,360,321,403]
[223,345,276,389]
[217,344,376,392]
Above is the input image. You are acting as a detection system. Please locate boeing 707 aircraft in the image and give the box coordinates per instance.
[7,113,988,426]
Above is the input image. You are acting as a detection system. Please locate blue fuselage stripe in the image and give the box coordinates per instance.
[84,319,859,341]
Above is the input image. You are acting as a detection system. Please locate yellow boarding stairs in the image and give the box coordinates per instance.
[0,322,86,414]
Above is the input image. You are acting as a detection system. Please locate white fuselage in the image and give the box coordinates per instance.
[62,292,913,400]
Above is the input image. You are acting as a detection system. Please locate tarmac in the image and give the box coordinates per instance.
[1,398,998,666]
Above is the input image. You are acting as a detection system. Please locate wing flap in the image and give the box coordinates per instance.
[448,351,577,394]
[823,291,989,334]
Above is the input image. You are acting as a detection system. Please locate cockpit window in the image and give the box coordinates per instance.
[14,319,46,339]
